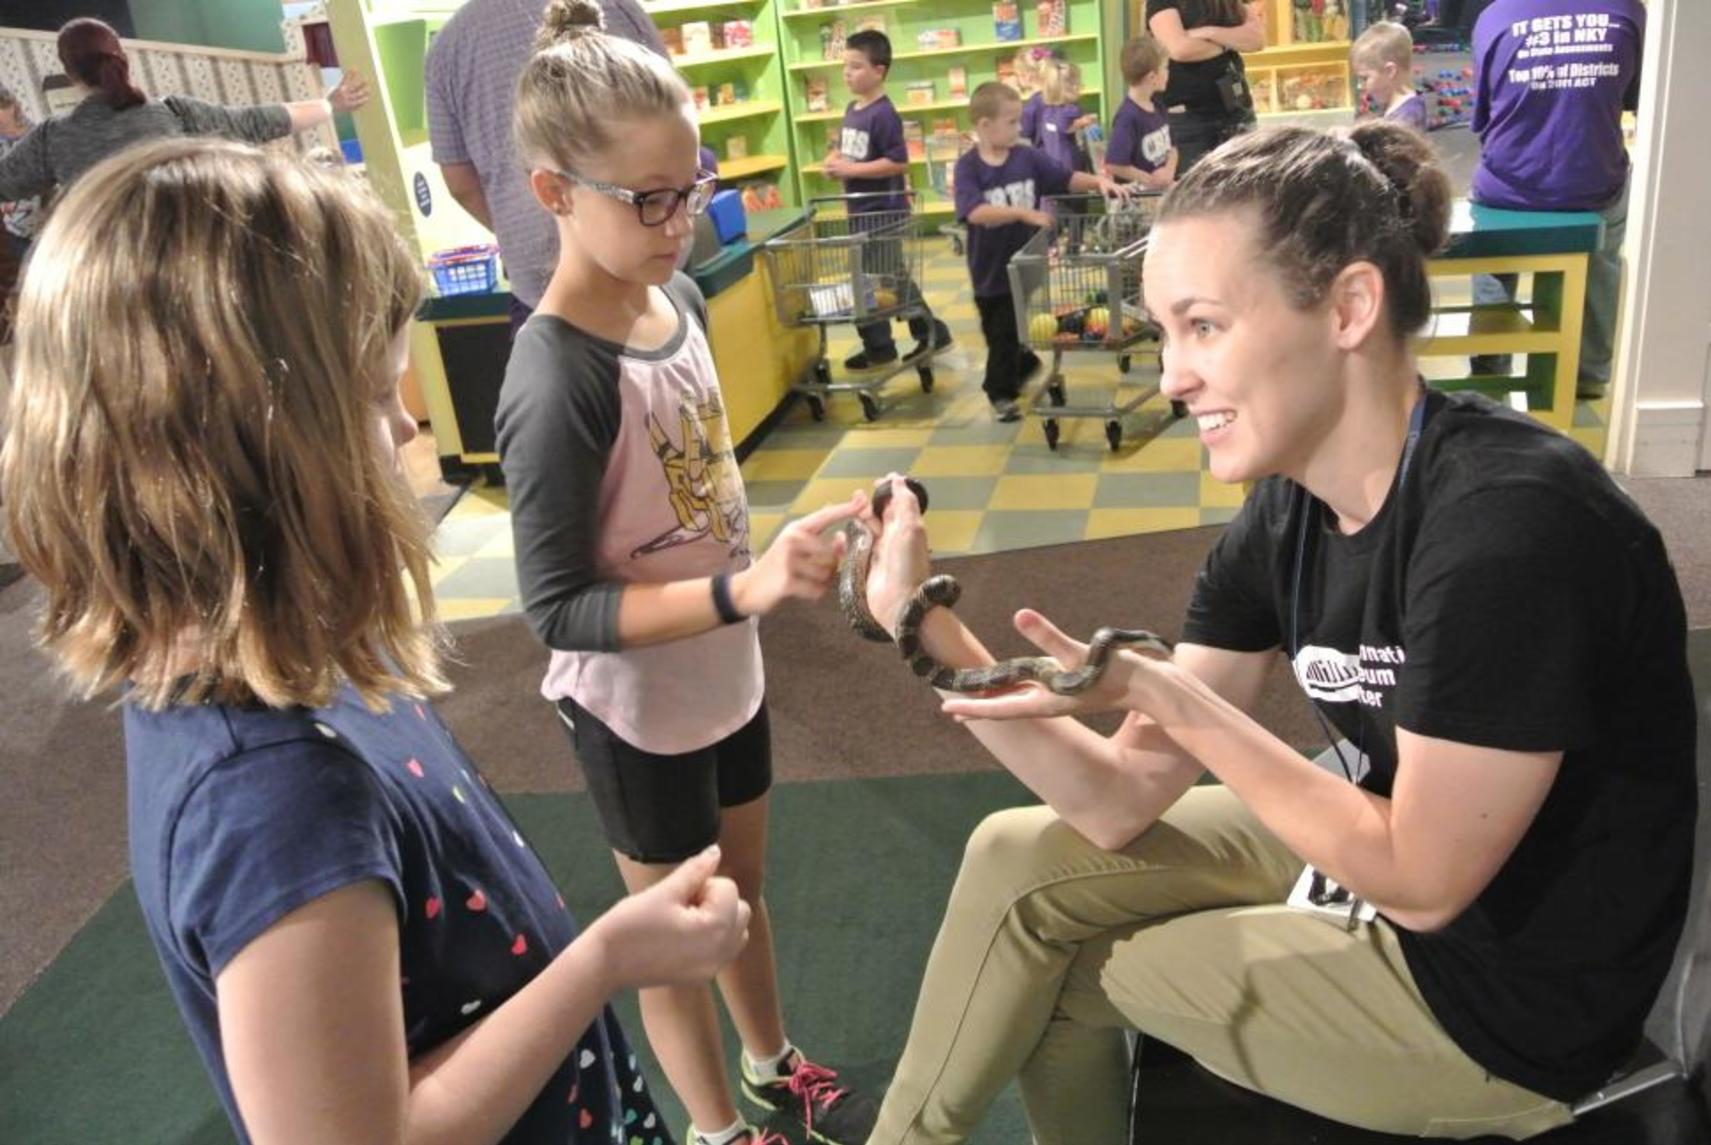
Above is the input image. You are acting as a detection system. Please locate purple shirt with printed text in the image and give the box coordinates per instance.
[953,145,1073,297]
[1470,0,1643,211]
[1032,101,1089,173]
[1107,94,1172,176]
[838,95,908,213]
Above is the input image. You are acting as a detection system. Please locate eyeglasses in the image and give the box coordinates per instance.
[557,170,718,227]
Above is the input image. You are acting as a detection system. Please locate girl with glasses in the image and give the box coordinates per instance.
[496,5,875,1145]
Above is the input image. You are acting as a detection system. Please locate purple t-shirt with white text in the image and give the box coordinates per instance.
[839,95,908,213]
[1032,102,1090,173]
[1471,0,1643,211]
[953,145,1073,297]
[1107,94,1172,177]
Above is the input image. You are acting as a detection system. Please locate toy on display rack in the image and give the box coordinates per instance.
[905,80,936,106]
[661,25,684,55]
[740,182,785,212]
[1418,63,1476,131]
[993,1,1023,42]
[727,136,750,160]
[681,20,713,54]
[805,75,831,113]
[902,119,925,160]
[917,28,962,50]
[1279,69,1347,111]
[692,85,711,111]
[722,20,755,48]
[820,20,847,60]
[1035,0,1066,36]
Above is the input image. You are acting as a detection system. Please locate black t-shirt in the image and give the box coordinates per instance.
[1181,390,1696,1101]
[1144,0,1249,120]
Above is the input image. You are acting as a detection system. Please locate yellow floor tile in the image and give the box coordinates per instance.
[834,426,936,449]
[1085,507,1204,539]
[910,444,1014,477]
[449,485,510,517]
[790,475,882,514]
[989,473,1100,510]
[741,448,831,482]
[436,597,516,622]
[1100,436,1202,474]
[1198,471,1249,509]
[476,530,515,558]
[923,509,985,553]
[749,511,785,551]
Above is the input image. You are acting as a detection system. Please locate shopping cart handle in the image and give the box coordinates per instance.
[871,476,929,519]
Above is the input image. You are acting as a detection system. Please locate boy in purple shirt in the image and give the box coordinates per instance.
[1106,36,1178,189]
[1351,21,1427,133]
[1467,0,1643,398]
[825,30,951,370]
[955,82,1125,421]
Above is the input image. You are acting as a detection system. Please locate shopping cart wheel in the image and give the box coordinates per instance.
[1118,355,1132,375]
[859,392,881,422]
[1105,420,1123,452]
[1043,419,1061,451]
[1169,400,1188,419]
[806,394,826,422]
[1047,381,1066,407]
[917,365,934,393]
[814,360,833,388]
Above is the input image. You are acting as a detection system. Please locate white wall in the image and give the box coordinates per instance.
[1609,0,1711,476]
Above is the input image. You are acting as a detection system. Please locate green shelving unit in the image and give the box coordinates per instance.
[775,0,1109,216]
[645,0,799,203]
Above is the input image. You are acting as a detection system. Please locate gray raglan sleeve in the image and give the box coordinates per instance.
[0,124,54,201]
[164,95,292,144]
[495,322,627,652]
[665,272,708,334]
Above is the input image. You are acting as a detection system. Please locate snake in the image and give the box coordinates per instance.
[837,478,1174,694]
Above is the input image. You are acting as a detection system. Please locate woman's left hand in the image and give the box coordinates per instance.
[328,71,372,115]
[938,609,1172,722]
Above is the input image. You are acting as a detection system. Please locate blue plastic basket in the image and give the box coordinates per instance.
[428,245,499,296]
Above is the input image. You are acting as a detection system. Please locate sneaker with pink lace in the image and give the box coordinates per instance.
[739,1051,877,1145]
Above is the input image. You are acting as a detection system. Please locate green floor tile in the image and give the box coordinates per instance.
[909,476,1000,510]
[816,446,925,478]
[432,557,521,600]
[1093,472,1204,508]
[743,479,811,510]
[431,515,510,558]
[1005,440,1109,474]
[972,510,1092,553]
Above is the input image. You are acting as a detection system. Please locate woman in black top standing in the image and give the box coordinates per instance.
[1145,0,1265,172]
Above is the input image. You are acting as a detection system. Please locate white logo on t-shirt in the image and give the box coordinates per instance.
[1293,644,1363,704]
[1141,124,1171,165]
[841,127,870,159]
[983,179,1037,209]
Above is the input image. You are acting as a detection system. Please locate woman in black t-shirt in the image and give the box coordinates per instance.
[860,122,1696,1144]
[1145,0,1265,171]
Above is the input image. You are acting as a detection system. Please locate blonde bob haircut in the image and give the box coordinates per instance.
[0,137,446,712]
[1041,58,1082,106]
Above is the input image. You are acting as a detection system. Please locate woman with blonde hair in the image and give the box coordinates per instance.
[1,137,749,1144]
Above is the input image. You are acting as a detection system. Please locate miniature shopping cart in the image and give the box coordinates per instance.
[761,192,940,422]
[1006,192,1185,451]
[924,132,974,256]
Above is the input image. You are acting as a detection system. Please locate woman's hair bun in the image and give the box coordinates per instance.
[1348,119,1452,257]
[539,0,606,45]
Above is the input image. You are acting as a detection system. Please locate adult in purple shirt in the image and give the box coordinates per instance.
[426,0,667,333]
[1467,0,1644,399]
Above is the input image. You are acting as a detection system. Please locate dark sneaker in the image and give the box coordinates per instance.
[843,348,898,371]
[906,320,954,360]
[1020,350,1043,385]
[740,1053,877,1145]
[991,397,1023,423]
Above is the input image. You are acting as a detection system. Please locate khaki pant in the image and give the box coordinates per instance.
[869,786,1574,1144]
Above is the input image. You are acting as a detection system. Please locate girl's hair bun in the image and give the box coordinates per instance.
[538,0,606,47]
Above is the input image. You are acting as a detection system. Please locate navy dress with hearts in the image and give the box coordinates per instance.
[126,685,668,1144]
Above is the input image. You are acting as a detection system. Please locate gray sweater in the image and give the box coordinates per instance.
[0,95,292,201]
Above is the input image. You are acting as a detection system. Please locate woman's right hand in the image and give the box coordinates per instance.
[863,474,932,637]
[590,846,751,991]
[327,71,372,114]
[731,496,863,616]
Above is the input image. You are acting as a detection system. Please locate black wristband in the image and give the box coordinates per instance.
[710,572,745,625]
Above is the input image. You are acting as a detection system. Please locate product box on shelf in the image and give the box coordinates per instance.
[948,66,968,99]
[726,136,750,160]
[721,20,755,48]
[660,25,684,55]
[691,85,711,111]
[995,55,1018,88]
[681,21,713,55]
[993,2,1022,42]
[902,119,925,160]
[1035,0,1066,36]
[740,182,784,212]
[917,28,962,51]
[820,20,847,59]
[905,80,936,105]
[805,75,831,113]
[716,81,739,106]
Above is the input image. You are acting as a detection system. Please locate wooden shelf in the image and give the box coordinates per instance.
[789,33,1097,71]
[719,153,791,178]
[794,88,1100,123]
[673,45,776,68]
[780,0,917,16]
[699,99,784,125]
[643,0,764,13]
[1244,40,1352,64]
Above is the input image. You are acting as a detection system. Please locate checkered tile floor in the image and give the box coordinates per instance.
[425,239,1611,620]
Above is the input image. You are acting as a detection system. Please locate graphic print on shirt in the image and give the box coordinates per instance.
[1140,123,1171,166]
[1293,642,1407,710]
[982,178,1038,209]
[633,391,745,557]
[840,126,870,159]
[1504,9,1626,92]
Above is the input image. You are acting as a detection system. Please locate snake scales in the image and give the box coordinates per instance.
[838,478,1173,694]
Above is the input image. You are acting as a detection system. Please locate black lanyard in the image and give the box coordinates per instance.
[1288,386,1428,782]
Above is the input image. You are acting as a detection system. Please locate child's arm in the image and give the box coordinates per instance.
[217,849,749,1144]
[1067,170,1129,198]
[825,155,909,180]
[967,203,1053,229]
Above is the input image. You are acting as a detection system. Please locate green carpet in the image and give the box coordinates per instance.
[0,771,1039,1145]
